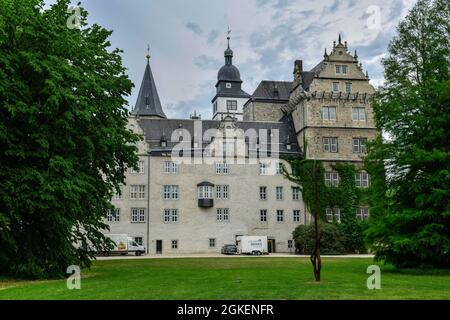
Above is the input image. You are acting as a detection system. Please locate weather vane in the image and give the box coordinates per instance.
[146,44,151,61]
[227,26,232,39]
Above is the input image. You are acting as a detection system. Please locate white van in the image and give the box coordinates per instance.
[105,234,146,256]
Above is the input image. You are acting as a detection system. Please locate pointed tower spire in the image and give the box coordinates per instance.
[132,46,166,118]
[338,33,342,44]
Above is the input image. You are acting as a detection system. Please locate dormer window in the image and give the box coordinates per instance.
[160,135,167,147]
[226,83,231,88]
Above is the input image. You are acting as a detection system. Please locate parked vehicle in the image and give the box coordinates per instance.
[221,244,238,255]
[104,234,146,256]
[236,236,268,255]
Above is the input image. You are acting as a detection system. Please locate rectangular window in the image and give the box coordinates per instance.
[335,65,341,74]
[171,240,178,249]
[292,187,300,200]
[215,185,229,199]
[352,107,366,121]
[293,210,301,222]
[288,240,293,248]
[332,82,339,92]
[260,209,267,222]
[342,65,348,74]
[130,161,144,174]
[216,208,229,222]
[260,186,267,200]
[259,162,268,175]
[356,207,370,221]
[209,238,216,248]
[131,208,146,223]
[215,162,229,174]
[164,209,178,223]
[324,172,339,187]
[276,162,283,175]
[226,100,238,111]
[276,186,283,200]
[345,82,352,93]
[356,171,369,188]
[353,138,367,154]
[323,137,338,153]
[113,187,122,200]
[277,210,284,222]
[107,208,121,223]
[134,237,143,246]
[163,185,179,200]
[321,106,336,120]
[164,161,178,174]
[326,207,341,223]
[130,185,138,199]
[138,185,145,200]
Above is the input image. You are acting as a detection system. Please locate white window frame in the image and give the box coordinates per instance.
[325,172,339,187]
[352,107,366,121]
[260,209,267,222]
[276,162,283,175]
[164,209,178,223]
[216,185,229,199]
[215,162,229,175]
[356,171,369,188]
[216,208,229,222]
[323,137,338,153]
[353,138,367,154]
[209,238,216,248]
[138,185,145,200]
[198,185,213,199]
[321,106,336,120]
[276,210,284,222]
[131,208,146,223]
[107,208,121,223]
[293,210,301,222]
[226,100,237,111]
[259,162,268,175]
[163,185,179,200]
[260,186,267,200]
[292,187,300,200]
[164,161,178,174]
[171,240,178,249]
[130,185,138,199]
[276,186,283,200]
[325,207,341,223]
[356,207,370,220]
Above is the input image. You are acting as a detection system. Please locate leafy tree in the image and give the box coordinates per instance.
[0,0,139,278]
[293,222,346,255]
[365,0,450,268]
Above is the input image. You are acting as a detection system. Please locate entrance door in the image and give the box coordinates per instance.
[156,240,162,254]
[268,239,276,253]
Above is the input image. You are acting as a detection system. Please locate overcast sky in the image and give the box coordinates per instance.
[54,0,416,119]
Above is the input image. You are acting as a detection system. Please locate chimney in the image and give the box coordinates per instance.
[293,60,303,86]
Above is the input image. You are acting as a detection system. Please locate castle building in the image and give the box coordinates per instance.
[108,35,375,254]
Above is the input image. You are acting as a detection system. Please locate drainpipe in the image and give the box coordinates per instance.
[146,152,151,254]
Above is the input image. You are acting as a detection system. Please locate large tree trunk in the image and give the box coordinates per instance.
[310,160,321,282]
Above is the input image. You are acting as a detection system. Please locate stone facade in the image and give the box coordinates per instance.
[106,35,378,254]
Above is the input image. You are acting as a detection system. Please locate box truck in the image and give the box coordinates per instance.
[237,236,268,255]
[105,234,146,256]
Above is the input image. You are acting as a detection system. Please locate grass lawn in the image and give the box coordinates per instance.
[1,257,450,300]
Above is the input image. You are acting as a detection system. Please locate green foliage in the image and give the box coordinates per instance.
[292,222,346,255]
[285,157,367,253]
[365,0,450,268]
[0,0,140,278]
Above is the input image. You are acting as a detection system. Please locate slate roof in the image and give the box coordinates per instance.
[251,81,293,101]
[131,61,166,118]
[136,117,301,157]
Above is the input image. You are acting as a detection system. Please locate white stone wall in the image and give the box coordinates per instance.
[212,96,248,121]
